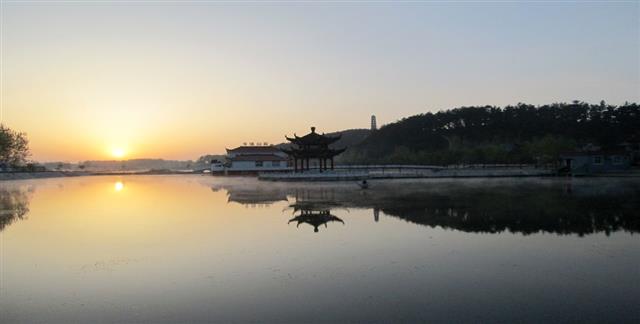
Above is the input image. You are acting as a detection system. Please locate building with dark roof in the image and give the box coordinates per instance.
[212,145,291,173]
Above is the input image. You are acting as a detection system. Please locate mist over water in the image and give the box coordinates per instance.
[1,176,638,323]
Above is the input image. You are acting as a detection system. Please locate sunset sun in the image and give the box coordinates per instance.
[111,148,126,159]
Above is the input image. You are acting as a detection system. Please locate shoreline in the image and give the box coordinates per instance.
[0,171,76,181]
[0,170,199,181]
[2,169,639,182]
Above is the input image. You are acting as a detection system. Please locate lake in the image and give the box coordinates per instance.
[1,175,639,323]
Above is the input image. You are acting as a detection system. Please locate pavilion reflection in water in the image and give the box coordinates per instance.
[288,207,344,233]
[211,179,640,236]
[286,189,350,233]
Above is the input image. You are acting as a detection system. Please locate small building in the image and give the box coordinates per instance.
[618,136,640,166]
[0,162,10,172]
[282,127,346,173]
[559,150,631,175]
[212,145,290,173]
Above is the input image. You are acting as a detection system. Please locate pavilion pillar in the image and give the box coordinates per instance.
[320,158,324,173]
[294,158,298,173]
[331,158,334,170]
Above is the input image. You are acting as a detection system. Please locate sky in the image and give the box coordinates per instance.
[1,1,638,162]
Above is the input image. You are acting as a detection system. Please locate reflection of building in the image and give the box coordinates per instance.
[288,208,344,233]
[212,145,290,173]
[282,127,345,173]
[227,190,288,207]
[206,178,640,236]
[209,183,288,207]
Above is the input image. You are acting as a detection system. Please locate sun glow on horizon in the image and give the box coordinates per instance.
[111,148,126,159]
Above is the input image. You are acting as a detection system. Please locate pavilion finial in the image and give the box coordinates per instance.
[311,126,316,133]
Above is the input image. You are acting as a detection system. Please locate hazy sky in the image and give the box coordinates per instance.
[1,1,638,161]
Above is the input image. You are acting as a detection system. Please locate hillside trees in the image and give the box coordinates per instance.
[342,102,639,165]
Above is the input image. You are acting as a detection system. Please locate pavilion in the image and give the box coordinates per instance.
[281,127,346,173]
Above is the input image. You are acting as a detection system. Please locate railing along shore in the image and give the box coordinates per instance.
[259,164,555,181]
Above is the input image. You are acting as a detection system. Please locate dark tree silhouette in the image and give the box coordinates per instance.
[0,124,30,166]
[342,102,640,165]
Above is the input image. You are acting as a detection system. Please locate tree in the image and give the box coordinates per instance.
[0,125,30,166]
[345,102,640,165]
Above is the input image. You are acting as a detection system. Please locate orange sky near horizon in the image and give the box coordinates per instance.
[2,2,638,162]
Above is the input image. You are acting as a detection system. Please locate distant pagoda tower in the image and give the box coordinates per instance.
[282,126,346,173]
[371,115,377,131]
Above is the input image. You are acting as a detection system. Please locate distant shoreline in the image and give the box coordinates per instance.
[2,168,639,182]
[0,171,74,181]
[0,170,200,181]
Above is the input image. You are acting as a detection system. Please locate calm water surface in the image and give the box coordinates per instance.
[1,175,639,323]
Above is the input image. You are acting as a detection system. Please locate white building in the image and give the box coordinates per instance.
[212,146,291,173]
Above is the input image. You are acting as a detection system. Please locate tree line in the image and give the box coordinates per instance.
[0,124,30,168]
[340,101,640,165]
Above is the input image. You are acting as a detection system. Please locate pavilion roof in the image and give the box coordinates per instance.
[285,127,341,146]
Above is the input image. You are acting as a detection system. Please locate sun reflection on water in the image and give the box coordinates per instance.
[114,181,124,192]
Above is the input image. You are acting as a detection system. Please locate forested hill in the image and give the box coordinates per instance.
[341,102,640,165]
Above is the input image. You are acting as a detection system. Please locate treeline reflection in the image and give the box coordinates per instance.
[0,187,33,232]
[213,179,640,236]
